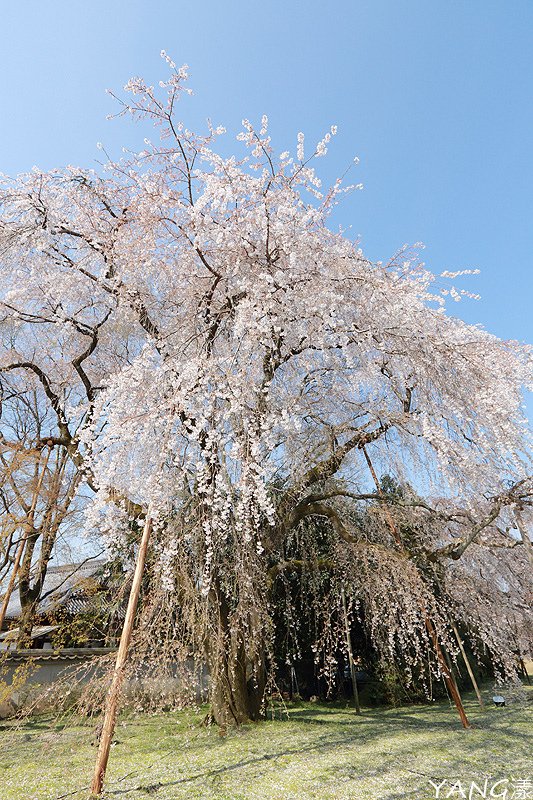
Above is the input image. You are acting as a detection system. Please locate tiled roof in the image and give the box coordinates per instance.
[4,647,116,662]
[0,624,58,642]
[2,559,108,620]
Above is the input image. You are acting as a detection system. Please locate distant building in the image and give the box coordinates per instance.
[0,560,121,716]
[0,559,118,650]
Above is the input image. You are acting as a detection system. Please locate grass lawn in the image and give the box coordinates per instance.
[0,691,531,800]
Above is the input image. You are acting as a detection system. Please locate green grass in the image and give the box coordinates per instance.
[0,691,531,800]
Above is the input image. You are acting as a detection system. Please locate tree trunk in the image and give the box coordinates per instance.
[207,593,266,728]
[17,595,39,649]
[209,648,263,727]
[16,531,40,649]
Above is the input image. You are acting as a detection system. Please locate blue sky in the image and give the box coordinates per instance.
[1,0,531,415]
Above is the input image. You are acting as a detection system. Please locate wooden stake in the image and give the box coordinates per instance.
[451,622,483,706]
[361,445,471,729]
[89,515,153,798]
[341,586,361,714]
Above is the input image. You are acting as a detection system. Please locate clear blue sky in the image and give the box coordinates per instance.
[1,0,531,415]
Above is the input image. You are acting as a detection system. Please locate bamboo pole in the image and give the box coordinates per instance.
[341,586,361,714]
[0,445,52,633]
[361,445,471,729]
[89,515,153,798]
[451,622,483,706]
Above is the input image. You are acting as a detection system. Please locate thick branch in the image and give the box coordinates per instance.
[299,423,391,493]
[287,500,357,544]
[0,362,71,442]
[267,557,331,587]
[430,503,503,561]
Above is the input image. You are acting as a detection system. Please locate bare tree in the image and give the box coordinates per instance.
[0,379,84,645]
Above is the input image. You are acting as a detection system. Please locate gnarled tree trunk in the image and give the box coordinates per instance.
[207,592,266,727]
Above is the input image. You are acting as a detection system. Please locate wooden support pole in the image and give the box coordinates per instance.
[425,616,471,729]
[361,445,471,729]
[442,642,465,703]
[0,446,52,633]
[518,657,531,684]
[514,509,533,573]
[341,586,361,714]
[89,515,153,798]
[451,622,483,707]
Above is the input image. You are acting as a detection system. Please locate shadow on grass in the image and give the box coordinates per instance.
[104,698,530,797]
[2,692,530,799]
